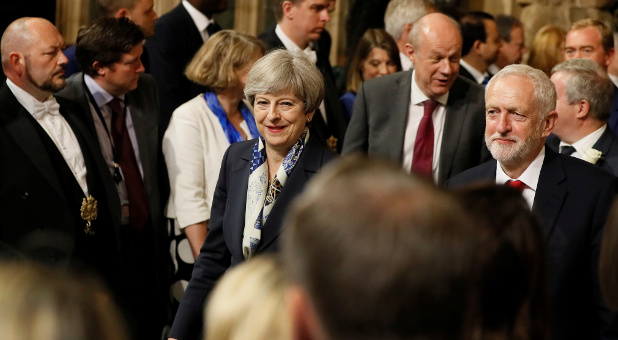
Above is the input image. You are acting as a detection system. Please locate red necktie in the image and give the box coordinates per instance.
[507,180,527,193]
[411,99,438,178]
[109,98,149,232]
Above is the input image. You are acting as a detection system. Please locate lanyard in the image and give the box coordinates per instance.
[83,81,126,184]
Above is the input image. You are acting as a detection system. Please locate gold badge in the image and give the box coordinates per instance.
[80,195,98,235]
[326,135,338,153]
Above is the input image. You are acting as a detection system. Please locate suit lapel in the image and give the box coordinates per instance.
[226,146,252,259]
[0,86,64,197]
[608,86,618,133]
[389,72,413,162]
[439,77,471,184]
[592,128,614,166]
[126,85,157,186]
[533,147,567,243]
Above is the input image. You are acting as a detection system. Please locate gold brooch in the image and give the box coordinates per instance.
[80,195,98,235]
[326,136,338,153]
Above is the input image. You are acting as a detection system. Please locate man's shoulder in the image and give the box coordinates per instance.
[257,25,282,50]
[154,3,187,26]
[56,73,85,101]
[363,70,411,91]
[446,160,496,188]
[450,75,484,98]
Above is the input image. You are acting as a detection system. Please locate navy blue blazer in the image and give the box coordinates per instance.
[447,146,618,340]
[169,136,337,340]
[547,128,618,176]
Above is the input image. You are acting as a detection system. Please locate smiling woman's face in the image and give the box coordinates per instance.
[254,92,313,157]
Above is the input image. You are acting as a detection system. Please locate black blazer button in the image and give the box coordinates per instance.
[22,192,29,200]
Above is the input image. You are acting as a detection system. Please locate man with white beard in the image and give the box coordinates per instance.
[448,64,618,340]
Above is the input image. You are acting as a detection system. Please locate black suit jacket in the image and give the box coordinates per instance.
[547,128,618,176]
[343,70,490,185]
[0,83,121,274]
[258,25,348,153]
[144,3,208,131]
[607,85,618,135]
[168,136,337,340]
[447,147,618,340]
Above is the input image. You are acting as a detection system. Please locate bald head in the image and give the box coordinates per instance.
[1,17,67,101]
[409,13,461,49]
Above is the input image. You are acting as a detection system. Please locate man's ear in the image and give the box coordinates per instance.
[114,8,128,18]
[472,39,483,55]
[92,61,106,77]
[605,47,615,68]
[288,286,327,340]
[8,52,25,76]
[405,43,415,64]
[542,110,558,138]
[282,1,295,20]
[575,100,590,119]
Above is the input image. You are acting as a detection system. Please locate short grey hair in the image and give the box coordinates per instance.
[384,0,433,42]
[551,58,613,123]
[409,13,461,49]
[487,64,557,120]
[244,49,324,114]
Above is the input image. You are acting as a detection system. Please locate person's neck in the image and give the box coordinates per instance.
[557,119,604,145]
[279,21,311,50]
[187,0,214,18]
[462,54,489,74]
[94,77,124,97]
[215,86,244,117]
[265,147,285,182]
[499,144,543,179]
[494,55,510,70]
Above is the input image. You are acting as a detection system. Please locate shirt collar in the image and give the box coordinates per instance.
[182,0,214,35]
[275,24,314,53]
[609,73,618,89]
[559,125,606,155]
[460,59,489,84]
[411,69,449,106]
[84,74,125,108]
[5,78,54,116]
[495,145,545,192]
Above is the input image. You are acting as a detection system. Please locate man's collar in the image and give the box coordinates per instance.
[460,59,489,84]
[495,146,545,192]
[609,73,618,89]
[5,78,53,116]
[182,0,214,34]
[275,24,312,52]
[84,74,125,107]
[410,69,449,106]
[559,124,606,156]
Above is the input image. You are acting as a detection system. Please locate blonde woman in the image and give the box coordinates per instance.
[204,256,289,340]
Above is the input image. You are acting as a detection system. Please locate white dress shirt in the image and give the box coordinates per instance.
[400,52,413,71]
[609,73,618,89]
[84,75,143,223]
[402,70,448,183]
[182,0,216,42]
[274,24,326,122]
[495,146,545,209]
[6,79,89,196]
[460,59,490,84]
[558,125,606,160]
[488,63,500,75]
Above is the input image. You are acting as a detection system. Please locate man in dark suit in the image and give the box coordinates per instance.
[448,64,618,340]
[343,13,489,185]
[145,0,227,131]
[0,17,122,304]
[64,0,159,77]
[56,17,168,340]
[547,58,618,175]
[564,19,618,135]
[458,11,501,86]
[258,0,347,153]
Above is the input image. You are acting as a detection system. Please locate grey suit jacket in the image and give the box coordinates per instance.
[343,70,490,184]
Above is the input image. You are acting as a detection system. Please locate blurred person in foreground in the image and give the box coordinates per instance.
[284,156,481,340]
[168,49,337,340]
[454,184,549,340]
[204,255,289,340]
[0,263,128,340]
[163,30,264,307]
[340,28,401,118]
[527,25,566,76]
[448,64,618,340]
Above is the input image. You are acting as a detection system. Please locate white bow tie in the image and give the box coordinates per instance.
[33,97,60,120]
[303,47,318,64]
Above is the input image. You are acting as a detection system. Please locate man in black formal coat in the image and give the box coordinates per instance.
[258,0,347,153]
[0,17,123,298]
[547,58,618,175]
[145,0,227,131]
[448,64,618,340]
